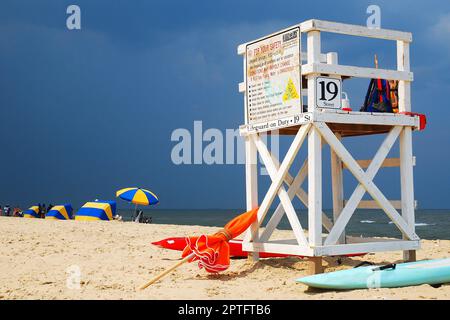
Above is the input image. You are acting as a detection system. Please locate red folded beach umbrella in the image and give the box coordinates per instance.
[139,208,258,289]
[152,237,366,259]
[152,237,294,259]
[181,207,258,273]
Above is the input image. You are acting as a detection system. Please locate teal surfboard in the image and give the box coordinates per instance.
[296,258,450,290]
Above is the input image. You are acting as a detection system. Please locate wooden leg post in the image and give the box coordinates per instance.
[331,133,345,244]
[245,136,259,262]
[400,127,416,262]
[404,250,416,262]
[308,257,323,275]
[308,126,324,275]
[398,40,418,262]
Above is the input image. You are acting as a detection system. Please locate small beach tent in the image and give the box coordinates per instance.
[75,200,116,221]
[45,204,73,220]
[23,206,40,218]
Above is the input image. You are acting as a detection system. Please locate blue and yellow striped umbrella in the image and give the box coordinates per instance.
[116,187,159,206]
[46,204,73,220]
[23,206,40,218]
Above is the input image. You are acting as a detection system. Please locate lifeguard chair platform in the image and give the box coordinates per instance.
[237,20,424,274]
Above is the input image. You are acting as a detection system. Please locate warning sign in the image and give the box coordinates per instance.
[283,78,300,102]
[245,27,302,132]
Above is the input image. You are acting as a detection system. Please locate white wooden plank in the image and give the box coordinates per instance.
[308,126,322,246]
[300,19,412,42]
[307,31,321,64]
[397,41,412,112]
[242,241,315,257]
[400,126,416,261]
[331,133,345,244]
[302,63,413,81]
[244,238,420,257]
[314,111,417,127]
[343,200,418,210]
[317,123,419,242]
[244,136,259,261]
[307,31,321,113]
[317,240,420,256]
[343,158,403,170]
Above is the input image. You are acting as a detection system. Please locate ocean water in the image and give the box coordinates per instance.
[118,208,450,240]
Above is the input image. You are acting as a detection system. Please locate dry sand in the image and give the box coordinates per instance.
[1,216,450,300]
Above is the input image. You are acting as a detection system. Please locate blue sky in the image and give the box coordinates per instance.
[0,0,449,209]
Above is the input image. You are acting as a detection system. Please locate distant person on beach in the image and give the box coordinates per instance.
[15,208,23,217]
[47,204,53,213]
[39,203,46,218]
[4,205,11,217]
[0,206,2,216]
[143,216,152,224]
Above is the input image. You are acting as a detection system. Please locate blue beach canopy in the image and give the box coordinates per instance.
[46,204,73,220]
[75,200,117,221]
[23,206,40,218]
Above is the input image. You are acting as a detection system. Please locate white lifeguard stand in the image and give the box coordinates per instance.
[237,20,422,274]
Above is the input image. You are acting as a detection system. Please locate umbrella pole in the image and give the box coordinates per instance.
[132,203,138,221]
[139,253,194,290]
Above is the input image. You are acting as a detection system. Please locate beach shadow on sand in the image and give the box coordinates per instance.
[184,257,305,282]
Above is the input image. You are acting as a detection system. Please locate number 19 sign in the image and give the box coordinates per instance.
[315,76,342,109]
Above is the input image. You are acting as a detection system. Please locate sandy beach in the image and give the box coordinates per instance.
[1,216,450,300]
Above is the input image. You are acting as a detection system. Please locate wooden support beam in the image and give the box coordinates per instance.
[300,19,412,42]
[308,126,323,247]
[400,127,416,261]
[397,40,417,261]
[302,63,413,81]
[343,200,418,210]
[245,136,259,262]
[343,158,400,169]
[307,257,323,275]
[307,30,321,112]
[317,239,420,256]
[331,133,345,244]
[404,250,417,262]
[397,41,412,113]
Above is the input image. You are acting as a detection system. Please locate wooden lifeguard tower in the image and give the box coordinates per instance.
[237,20,424,274]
